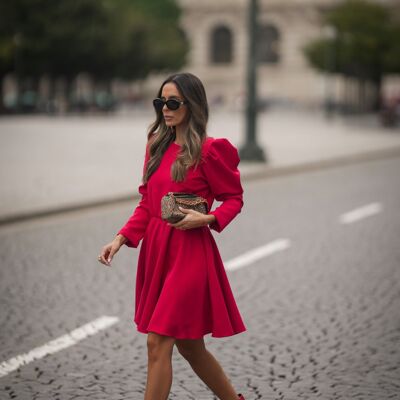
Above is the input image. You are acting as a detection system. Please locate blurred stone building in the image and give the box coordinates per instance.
[178,0,324,108]
[144,0,399,110]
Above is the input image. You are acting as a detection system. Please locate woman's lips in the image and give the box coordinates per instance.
[164,116,173,120]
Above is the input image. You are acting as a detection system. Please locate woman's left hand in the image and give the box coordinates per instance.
[167,206,214,230]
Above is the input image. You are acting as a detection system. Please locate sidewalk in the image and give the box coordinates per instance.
[1,108,400,224]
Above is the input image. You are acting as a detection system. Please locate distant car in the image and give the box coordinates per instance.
[4,90,38,113]
[94,91,118,112]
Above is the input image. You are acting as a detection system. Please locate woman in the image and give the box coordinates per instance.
[98,72,247,400]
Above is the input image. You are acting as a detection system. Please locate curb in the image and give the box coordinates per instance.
[1,146,400,227]
[241,146,400,181]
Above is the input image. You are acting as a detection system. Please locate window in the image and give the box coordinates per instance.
[257,24,280,63]
[210,26,233,64]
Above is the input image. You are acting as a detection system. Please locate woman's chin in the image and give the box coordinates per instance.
[164,120,175,126]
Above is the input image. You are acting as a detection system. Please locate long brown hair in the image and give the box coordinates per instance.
[143,72,209,183]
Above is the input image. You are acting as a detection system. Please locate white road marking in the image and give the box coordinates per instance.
[0,315,119,378]
[339,202,383,224]
[225,239,291,271]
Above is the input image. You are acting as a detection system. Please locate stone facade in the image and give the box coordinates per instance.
[145,0,398,109]
[179,0,325,107]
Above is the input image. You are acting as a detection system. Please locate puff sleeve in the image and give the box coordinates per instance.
[117,142,151,248]
[202,138,244,233]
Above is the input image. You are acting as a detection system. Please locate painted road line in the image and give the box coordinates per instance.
[0,315,119,378]
[339,202,383,225]
[225,239,291,271]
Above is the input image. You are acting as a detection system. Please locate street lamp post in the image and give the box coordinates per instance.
[322,25,337,119]
[239,0,266,162]
[13,33,22,113]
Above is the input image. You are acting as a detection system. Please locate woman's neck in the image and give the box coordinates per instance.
[174,125,186,145]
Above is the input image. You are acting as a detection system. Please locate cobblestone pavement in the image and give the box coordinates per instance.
[0,156,399,399]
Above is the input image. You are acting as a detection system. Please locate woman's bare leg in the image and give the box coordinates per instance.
[175,338,239,400]
[144,332,176,400]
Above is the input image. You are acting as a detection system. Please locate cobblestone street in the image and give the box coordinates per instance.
[1,156,400,399]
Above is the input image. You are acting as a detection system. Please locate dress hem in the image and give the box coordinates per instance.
[134,321,246,339]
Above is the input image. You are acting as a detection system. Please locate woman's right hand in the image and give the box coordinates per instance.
[98,234,127,267]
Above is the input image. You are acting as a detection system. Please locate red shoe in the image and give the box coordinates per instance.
[237,394,245,400]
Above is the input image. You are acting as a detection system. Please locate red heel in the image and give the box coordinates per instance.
[237,394,245,400]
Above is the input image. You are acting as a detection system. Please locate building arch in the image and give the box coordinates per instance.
[210,25,233,64]
[257,24,280,63]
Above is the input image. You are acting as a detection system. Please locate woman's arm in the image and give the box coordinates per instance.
[201,138,244,233]
[205,214,216,226]
[114,233,128,245]
[116,142,151,247]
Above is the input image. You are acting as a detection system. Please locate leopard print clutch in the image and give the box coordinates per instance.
[161,192,208,223]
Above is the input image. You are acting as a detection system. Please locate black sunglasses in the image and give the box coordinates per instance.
[153,97,187,112]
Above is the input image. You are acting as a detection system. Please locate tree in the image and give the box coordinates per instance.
[0,0,188,112]
[303,0,400,111]
[104,0,188,81]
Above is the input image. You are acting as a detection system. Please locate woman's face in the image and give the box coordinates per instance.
[160,82,188,128]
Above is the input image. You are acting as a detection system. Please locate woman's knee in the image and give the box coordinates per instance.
[147,332,175,363]
[176,338,207,362]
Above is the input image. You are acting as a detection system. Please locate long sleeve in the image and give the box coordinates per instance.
[202,138,244,233]
[117,143,151,248]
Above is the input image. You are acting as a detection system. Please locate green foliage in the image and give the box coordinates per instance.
[104,0,187,80]
[0,0,188,81]
[303,0,400,81]
[384,25,400,72]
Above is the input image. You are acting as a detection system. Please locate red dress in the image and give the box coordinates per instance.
[117,136,246,339]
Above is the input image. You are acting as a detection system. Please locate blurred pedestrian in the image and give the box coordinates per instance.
[98,72,246,400]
